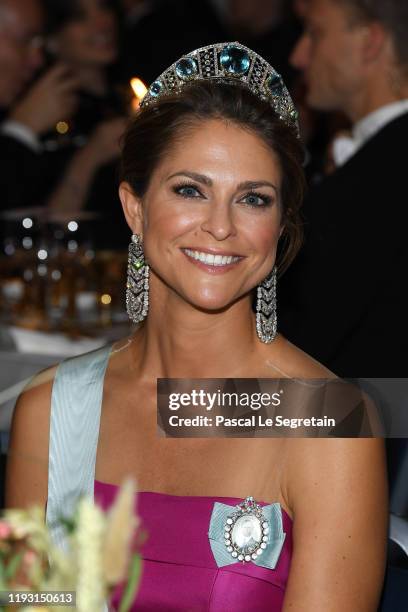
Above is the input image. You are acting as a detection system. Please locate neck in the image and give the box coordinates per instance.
[130,285,260,380]
[346,70,408,124]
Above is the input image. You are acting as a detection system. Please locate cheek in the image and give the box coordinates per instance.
[103,12,116,30]
[144,200,203,239]
[3,46,20,68]
[243,209,282,249]
[311,41,335,73]
[60,28,87,54]
[142,207,193,260]
[256,227,281,259]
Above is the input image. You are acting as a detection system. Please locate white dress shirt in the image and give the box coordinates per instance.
[332,99,408,167]
[0,119,42,153]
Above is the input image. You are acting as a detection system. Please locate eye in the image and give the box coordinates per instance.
[172,183,203,199]
[240,192,273,207]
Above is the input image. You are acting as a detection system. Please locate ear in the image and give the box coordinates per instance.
[119,182,144,235]
[361,22,388,64]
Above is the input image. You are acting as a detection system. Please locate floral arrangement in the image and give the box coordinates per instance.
[0,479,142,611]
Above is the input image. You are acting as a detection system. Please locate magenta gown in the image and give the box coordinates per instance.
[95,480,293,611]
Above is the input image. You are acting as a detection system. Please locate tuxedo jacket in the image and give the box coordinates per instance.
[279,112,408,377]
[0,133,43,213]
[0,88,130,248]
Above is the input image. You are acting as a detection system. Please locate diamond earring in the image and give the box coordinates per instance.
[126,234,149,323]
[256,266,277,343]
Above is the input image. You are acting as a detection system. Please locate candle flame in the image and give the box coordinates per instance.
[130,78,148,102]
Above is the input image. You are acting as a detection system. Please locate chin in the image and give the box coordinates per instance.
[188,291,241,314]
[307,89,338,113]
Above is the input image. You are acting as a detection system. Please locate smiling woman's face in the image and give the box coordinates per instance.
[120,118,283,311]
[51,0,117,67]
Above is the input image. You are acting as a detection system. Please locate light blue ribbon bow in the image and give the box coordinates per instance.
[208,501,286,569]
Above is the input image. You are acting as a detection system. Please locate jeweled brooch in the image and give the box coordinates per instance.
[208,496,286,569]
[223,496,269,562]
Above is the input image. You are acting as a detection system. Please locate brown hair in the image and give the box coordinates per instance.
[121,81,305,274]
[334,0,408,73]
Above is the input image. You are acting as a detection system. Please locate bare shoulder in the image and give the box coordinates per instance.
[281,437,387,610]
[262,334,336,379]
[285,437,387,506]
[5,365,58,509]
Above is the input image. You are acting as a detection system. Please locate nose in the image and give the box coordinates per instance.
[290,33,311,71]
[200,200,237,241]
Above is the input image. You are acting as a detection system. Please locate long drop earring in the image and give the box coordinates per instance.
[256,265,277,343]
[126,234,149,323]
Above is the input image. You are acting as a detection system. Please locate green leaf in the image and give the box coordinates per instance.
[0,556,6,589]
[5,551,23,580]
[58,515,76,534]
[118,554,142,612]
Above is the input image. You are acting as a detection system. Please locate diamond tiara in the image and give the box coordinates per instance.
[140,42,300,135]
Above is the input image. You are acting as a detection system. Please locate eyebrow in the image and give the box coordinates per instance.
[166,171,279,195]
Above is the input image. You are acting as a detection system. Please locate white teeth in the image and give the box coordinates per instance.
[183,249,241,266]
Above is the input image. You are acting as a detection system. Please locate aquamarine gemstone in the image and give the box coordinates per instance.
[150,80,163,97]
[219,44,250,75]
[266,73,283,94]
[175,57,198,79]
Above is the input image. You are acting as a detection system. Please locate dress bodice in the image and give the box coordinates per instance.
[46,344,293,610]
[95,481,293,611]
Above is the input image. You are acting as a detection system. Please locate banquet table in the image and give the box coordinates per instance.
[0,324,132,451]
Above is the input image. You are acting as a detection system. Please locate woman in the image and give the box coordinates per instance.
[33,0,128,246]
[6,43,387,610]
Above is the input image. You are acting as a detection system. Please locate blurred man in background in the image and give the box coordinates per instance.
[0,0,81,213]
[280,0,408,377]
[0,0,45,213]
[0,0,43,108]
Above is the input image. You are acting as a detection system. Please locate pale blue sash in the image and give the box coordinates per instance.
[45,344,112,551]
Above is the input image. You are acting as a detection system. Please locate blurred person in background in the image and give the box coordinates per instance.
[289,0,350,183]
[0,0,43,108]
[279,0,408,377]
[119,0,159,26]
[39,0,129,248]
[292,0,309,20]
[120,0,300,89]
[0,0,45,212]
[220,0,300,83]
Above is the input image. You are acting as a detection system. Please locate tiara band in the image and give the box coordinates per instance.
[140,42,300,135]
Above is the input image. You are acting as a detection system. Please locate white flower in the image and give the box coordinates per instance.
[103,477,138,585]
[74,497,106,612]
